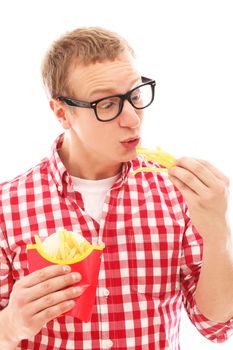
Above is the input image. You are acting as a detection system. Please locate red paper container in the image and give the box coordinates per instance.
[27,241,104,322]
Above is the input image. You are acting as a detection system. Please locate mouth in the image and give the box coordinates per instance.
[120,137,140,150]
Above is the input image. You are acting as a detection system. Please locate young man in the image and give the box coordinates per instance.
[0,27,233,350]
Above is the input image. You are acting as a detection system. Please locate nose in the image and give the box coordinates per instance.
[118,100,142,128]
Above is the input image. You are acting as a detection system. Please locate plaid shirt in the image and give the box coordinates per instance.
[1,134,233,350]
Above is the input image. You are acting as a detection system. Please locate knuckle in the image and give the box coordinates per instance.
[193,162,203,175]
[64,273,78,284]
[60,300,74,312]
[201,189,214,202]
[44,301,72,321]
[198,159,208,167]
[203,193,214,205]
[66,286,79,298]
[64,287,73,298]
[214,182,227,196]
[15,292,26,305]
[44,308,54,320]
[183,172,194,184]
[202,187,225,205]
[37,269,47,281]
[12,287,27,306]
[177,156,188,164]
[42,280,52,292]
[43,294,54,307]
[63,274,71,283]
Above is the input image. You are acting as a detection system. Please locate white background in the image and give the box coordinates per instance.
[0,1,232,349]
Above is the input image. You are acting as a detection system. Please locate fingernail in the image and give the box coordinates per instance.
[73,285,88,294]
[66,300,75,307]
[72,272,81,281]
[63,265,71,272]
[73,286,83,294]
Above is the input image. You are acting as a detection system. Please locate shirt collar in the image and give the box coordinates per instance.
[111,161,132,189]
[48,134,71,194]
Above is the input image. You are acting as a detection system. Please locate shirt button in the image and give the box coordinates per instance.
[102,288,110,297]
[57,185,62,192]
[102,339,113,348]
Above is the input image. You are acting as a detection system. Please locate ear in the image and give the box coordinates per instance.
[49,99,71,129]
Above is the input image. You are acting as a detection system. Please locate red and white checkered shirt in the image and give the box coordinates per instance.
[1,134,233,350]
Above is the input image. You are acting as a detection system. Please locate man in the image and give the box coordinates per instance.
[0,26,233,350]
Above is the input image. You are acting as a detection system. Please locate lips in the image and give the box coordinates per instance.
[120,137,140,150]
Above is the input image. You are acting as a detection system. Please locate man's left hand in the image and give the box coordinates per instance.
[168,157,230,243]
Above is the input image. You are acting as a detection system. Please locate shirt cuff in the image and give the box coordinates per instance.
[189,302,233,343]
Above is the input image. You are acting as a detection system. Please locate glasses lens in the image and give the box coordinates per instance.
[130,83,153,109]
[96,96,121,121]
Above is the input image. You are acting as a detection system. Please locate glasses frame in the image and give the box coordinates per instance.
[56,76,156,122]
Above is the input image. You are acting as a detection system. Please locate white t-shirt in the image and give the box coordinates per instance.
[71,173,120,223]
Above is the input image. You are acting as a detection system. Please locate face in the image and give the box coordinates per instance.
[52,51,144,176]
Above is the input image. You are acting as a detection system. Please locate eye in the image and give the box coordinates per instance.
[99,101,114,110]
[131,89,141,103]
[98,97,119,110]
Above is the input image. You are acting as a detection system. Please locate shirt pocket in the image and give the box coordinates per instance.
[127,227,182,299]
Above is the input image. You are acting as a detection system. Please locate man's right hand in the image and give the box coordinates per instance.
[0,264,83,348]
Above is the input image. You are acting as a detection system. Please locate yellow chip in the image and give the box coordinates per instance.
[35,229,92,262]
[132,146,176,175]
[137,146,176,168]
[66,246,79,260]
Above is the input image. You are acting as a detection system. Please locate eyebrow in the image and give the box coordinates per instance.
[89,77,142,99]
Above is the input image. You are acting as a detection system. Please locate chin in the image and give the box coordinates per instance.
[121,149,138,163]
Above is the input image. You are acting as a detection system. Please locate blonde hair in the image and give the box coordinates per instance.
[41,27,135,98]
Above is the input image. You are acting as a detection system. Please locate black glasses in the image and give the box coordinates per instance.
[56,76,156,122]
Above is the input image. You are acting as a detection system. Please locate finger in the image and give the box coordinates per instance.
[30,285,86,314]
[22,265,72,288]
[34,299,76,325]
[174,158,223,189]
[169,164,206,194]
[196,158,229,185]
[168,174,198,202]
[27,271,82,302]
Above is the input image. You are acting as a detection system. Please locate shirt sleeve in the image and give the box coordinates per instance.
[0,211,14,310]
[180,209,233,343]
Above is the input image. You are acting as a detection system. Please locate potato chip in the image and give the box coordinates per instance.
[35,229,91,262]
[132,146,176,175]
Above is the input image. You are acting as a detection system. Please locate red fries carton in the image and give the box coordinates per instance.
[27,229,104,322]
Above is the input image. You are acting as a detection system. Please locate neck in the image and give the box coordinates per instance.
[59,133,122,180]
